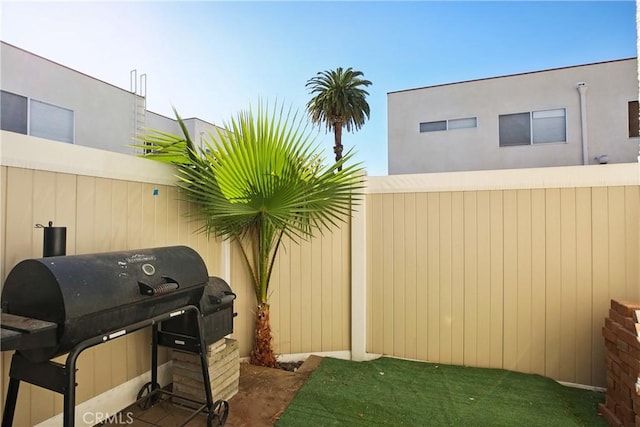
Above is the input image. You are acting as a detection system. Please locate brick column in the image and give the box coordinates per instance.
[599,300,640,426]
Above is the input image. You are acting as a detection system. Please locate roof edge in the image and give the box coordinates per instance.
[387,57,638,95]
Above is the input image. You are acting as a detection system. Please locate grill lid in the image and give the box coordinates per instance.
[1,245,209,362]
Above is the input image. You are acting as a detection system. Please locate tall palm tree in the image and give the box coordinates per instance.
[136,102,364,367]
[306,67,372,170]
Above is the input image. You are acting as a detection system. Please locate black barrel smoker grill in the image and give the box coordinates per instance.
[0,246,236,427]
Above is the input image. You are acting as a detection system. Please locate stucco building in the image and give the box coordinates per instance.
[388,58,639,174]
[0,41,221,155]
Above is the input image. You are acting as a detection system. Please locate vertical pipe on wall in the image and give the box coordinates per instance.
[577,82,589,165]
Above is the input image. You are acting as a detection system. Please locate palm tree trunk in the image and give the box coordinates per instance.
[249,303,278,367]
[333,122,343,171]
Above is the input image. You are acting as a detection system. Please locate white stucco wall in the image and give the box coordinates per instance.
[1,42,139,155]
[388,58,639,174]
[145,111,225,151]
[145,110,181,135]
[1,42,225,158]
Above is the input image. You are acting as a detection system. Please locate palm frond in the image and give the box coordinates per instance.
[138,101,364,304]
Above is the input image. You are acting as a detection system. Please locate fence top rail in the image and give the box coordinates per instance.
[1,131,175,185]
[365,163,640,194]
[2,131,639,191]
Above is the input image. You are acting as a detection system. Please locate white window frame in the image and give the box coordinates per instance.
[499,108,566,147]
[420,116,477,133]
[29,99,75,144]
[0,90,75,144]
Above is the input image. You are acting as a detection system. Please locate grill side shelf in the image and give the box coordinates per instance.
[1,313,57,334]
[1,312,58,351]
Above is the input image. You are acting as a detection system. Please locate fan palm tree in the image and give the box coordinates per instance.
[136,102,364,367]
[305,67,372,170]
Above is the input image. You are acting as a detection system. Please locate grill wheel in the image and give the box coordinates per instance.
[208,400,229,426]
[136,381,160,410]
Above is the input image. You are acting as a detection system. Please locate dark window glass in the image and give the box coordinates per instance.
[420,121,447,132]
[628,101,639,138]
[1,90,28,134]
[499,113,530,146]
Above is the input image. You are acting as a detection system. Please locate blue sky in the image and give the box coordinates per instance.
[1,1,637,176]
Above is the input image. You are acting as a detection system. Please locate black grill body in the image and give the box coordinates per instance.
[1,245,208,363]
[0,246,230,427]
[161,276,236,348]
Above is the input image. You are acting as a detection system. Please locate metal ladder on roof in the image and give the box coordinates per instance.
[131,70,147,153]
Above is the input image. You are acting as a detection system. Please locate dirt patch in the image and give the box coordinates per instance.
[103,356,320,426]
[224,356,321,427]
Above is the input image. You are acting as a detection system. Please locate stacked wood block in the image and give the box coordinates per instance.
[599,299,640,427]
[171,338,239,408]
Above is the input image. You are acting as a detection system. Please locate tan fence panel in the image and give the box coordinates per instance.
[366,184,640,388]
[269,220,352,356]
[0,166,222,426]
[228,215,351,359]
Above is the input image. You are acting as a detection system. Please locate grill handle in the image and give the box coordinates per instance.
[138,277,179,296]
[208,291,236,305]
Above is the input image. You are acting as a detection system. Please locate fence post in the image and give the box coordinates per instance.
[351,171,368,361]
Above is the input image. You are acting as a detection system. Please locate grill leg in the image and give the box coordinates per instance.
[1,377,20,427]
[63,367,76,427]
[63,346,84,427]
[151,323,159,389]
[138,323,160,407]
[195,314,214,413]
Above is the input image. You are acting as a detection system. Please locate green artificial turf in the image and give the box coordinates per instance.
[276,357,606,426]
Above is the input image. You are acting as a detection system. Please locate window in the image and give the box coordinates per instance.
[30,99,74,143]
[628,101,639,138]
[0,90,74,143]
[420,121,446,132]
[448,117,477,130]
[1,90,28,134]
[499,108,565,147]
[420,117,477,133]
[499,112,530,146]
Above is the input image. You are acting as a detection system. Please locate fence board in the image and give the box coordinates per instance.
[289,238,302,353]
[575,187,593,385]
[393,194,406,357]
[476,191,491,368]
[530,189,546,376]
[439,193,453,364]
[415,193,429,360]
[502,190,518,371]
[624,186,640,299]
[426,192,440,362]
[404,193,417,360]
[608,187,627,298]
[544,188,562,380]
[489,191,504,369]
[451,193,465,366]
[463,192,478,367]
